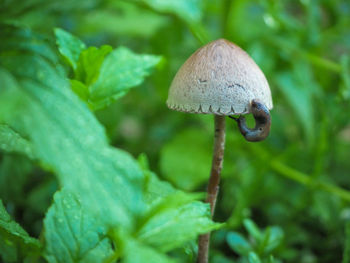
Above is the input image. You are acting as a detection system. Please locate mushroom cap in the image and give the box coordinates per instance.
[167,39,273,115]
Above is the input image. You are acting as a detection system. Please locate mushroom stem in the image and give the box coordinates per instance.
[197,115,226,263]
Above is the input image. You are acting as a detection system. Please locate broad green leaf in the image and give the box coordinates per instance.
[0,62,145,229]
[0,124,34,159]
[122,238,175,263]
[138,199,221,252]
[0,27,145,230]
[139,159,177,205]
[0,25,58,63]
[160,129,212,191]
[1,26,219,262]
[140,0,203,25]
[0,200,41,262]
[140,157,222,252]
[226,232,252,256]
[44,189,113,263]
[89,46,161,110]
[54,28,86,70]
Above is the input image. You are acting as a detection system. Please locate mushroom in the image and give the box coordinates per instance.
[166,39,273,263]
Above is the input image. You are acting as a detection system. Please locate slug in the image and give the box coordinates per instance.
[229,99,271,142]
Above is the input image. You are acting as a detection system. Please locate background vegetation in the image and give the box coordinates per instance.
[1,0,350,262]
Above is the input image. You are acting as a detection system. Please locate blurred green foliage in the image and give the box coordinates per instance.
[1,0,350,262]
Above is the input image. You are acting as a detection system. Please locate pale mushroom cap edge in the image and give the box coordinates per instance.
[167,39,273,115]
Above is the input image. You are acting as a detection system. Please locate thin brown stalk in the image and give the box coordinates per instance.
[197,115,226,263]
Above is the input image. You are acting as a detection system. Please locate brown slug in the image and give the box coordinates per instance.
[229,99,271,142]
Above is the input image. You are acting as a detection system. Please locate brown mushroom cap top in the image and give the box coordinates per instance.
[167,39,273,115]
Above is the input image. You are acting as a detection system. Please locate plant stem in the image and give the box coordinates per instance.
[271,160,350,202]
[197,115,226,263]
[249,145,350,202]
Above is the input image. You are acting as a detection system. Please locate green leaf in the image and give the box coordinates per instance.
[248,252,262,263]
[0,27,145,230]
[89,46,161,110]
[160,129,212,191]
[54,28,86,70]
[0,65,145,229]
[0,124,34,159]
[1,26,218,262]
[262,226,284,253]
[122,238,175,263]
[44,189,114,263]
[69,45,113,105]
[243,219,262,241]
[70,79,89,101]
[140,162,177,205]
[0,199,41,262]
[140,161,222,252]
[138,198,221,252]
[75,45,113,85]
[54,29,161,110]
[0,25,59,63]
[226,232,252,256]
